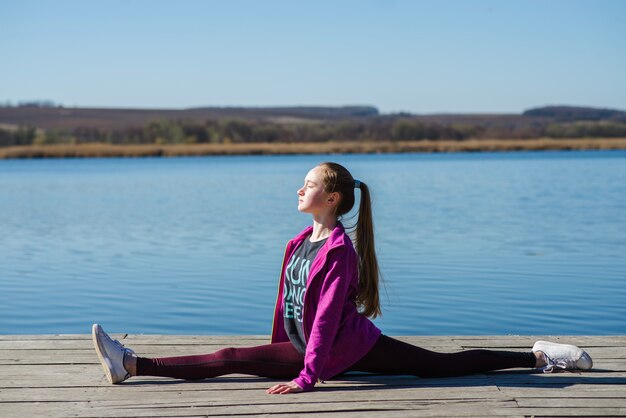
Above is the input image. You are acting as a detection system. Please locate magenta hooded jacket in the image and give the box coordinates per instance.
[270,223,382,391]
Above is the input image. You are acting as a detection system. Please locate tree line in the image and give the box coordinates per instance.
[2,117,626,147]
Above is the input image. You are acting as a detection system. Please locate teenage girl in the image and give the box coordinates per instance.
[93,162,593,394]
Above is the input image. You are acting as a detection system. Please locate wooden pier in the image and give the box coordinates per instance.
[1,335,625,417]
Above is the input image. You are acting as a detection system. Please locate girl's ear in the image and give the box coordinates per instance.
[327,192,340,206]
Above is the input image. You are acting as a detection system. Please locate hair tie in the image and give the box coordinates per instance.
[354,179,361,189]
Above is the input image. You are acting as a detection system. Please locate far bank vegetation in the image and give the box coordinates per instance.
[1,104,626,156]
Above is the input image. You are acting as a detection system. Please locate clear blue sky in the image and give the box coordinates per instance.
[1,0,624,114]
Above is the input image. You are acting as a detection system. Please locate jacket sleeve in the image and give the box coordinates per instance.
[293,250,355,391]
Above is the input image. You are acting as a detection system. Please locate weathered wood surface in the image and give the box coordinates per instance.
[1,335,624,417]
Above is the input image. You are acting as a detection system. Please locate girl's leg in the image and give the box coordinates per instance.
[136,341,304,380]
[348,335,536,378]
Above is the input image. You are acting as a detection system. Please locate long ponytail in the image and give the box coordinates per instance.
[354,181,381,318]
[318,162,382,318]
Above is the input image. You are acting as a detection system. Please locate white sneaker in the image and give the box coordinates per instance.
[92,324,134,384]
[532,340,593,373]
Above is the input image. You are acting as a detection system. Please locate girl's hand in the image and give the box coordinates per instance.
[266,381,303,394]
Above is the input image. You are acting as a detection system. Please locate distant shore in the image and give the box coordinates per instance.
[1,138,626,159]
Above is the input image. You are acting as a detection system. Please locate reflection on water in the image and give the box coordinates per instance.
[1,151,625,335]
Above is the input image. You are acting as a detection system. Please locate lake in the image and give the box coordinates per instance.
[1,150,625,336]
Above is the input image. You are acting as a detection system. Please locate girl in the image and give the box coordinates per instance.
[93,162,593,394]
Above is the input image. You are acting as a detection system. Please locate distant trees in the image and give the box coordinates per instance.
[1,117,626,147]
[545,121,626,138]
[1,100,59,108]
[391,120,426,140]
[390,120,485,141]
[0,126,37,146]
[524,106,626,122]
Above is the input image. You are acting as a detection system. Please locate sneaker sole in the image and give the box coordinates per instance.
[92,324,115,384]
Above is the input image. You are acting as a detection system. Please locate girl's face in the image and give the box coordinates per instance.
[297,166,336,216]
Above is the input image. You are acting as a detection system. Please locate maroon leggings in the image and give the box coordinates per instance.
[137,335,536,380]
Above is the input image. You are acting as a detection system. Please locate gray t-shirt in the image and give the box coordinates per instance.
[283,236,327,354]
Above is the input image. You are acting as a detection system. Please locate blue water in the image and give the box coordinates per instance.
[1,150,625,335]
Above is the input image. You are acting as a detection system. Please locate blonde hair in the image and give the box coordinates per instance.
[318,162,381,318]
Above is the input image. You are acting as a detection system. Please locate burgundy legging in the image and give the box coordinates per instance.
[137,335,536,380]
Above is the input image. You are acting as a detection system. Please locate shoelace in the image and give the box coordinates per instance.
[106,334,135,355]
[109,337,126,350]
[105,334,133,379]
[541,353,577,373]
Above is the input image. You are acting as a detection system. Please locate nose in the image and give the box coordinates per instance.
[297,186,304,196]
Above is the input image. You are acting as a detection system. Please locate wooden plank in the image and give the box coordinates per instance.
[454,335,626,348]
[516,397,626,407]
[2,395,519,416]
[0,384,505,403]
[512,407,626,417]
[0,335,624,418]
[0,403,523,418]
[0,336,270,350]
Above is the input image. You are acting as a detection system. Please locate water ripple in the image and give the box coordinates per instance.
[1,152,625,335]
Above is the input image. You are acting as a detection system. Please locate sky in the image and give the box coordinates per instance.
[1,0,625,114]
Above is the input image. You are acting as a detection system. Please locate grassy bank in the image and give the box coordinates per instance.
[1,138,626,159]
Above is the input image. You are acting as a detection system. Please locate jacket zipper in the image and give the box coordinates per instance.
[302,245,337,385]
[301,245,337,344]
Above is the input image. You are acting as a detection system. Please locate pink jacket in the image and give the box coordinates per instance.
[271,223,382,391]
